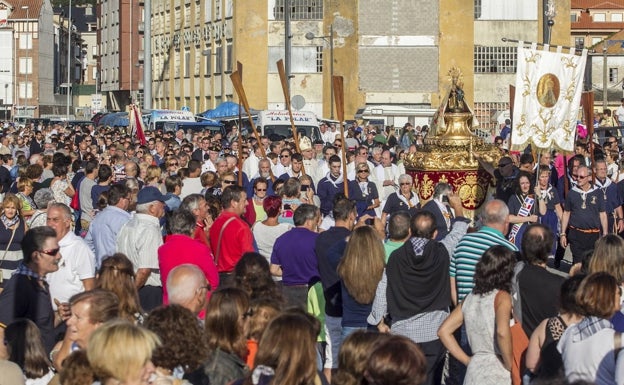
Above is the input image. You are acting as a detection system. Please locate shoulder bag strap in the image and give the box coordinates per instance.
[215,217,236,266]
[0,225,18,266]
[615,332,623,361]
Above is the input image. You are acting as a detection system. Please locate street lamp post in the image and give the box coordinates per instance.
[306,24,334,119]
[21,6,28,116]
[66,1,72,121]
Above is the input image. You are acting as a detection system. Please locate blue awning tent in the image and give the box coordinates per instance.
[98,112,129,127]
[199,101,259,120]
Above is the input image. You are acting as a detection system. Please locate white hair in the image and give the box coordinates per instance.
[167,264,206,305]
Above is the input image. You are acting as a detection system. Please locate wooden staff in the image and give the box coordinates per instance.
[237,61,244,186]
[583,92,595,184]
[276,59,306,176]
[332,75,348,198]
[230,70,275,182]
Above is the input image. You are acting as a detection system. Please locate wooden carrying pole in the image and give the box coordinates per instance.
[237,61,244,186]
[230,70,275,182]
[276,59,306,176]
[332,75,348,198]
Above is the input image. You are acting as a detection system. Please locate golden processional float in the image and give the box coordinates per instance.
[404,67,501,220]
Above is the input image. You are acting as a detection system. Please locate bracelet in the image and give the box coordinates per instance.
[560,233,566,238]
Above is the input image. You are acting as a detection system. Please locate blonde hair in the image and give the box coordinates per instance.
[87,320,160,383]
[146,165,162,184]
[2,193,22,217]
[337,226,385,304]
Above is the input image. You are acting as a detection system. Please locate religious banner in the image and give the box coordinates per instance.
[128,104,147,145]
[511,42,587,153]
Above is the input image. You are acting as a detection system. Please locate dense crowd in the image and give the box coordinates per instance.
[0,119,622,385]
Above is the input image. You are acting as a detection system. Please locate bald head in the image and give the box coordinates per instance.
[166,264,207,315]
[481,199,509,230]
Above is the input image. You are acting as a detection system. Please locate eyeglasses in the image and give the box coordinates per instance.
[40,248,60,256]
[577,175,589,179]
[400,182,411,186]
[358,169,369,173]
[255,188,267,191]
[223,180,236,185]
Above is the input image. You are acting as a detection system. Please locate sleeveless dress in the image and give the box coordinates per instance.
[462,290,511,385]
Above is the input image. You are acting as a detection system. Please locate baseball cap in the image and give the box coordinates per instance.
[136,186,165,205]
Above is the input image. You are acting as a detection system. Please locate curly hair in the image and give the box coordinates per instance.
[234,252,283,302]
[512,171,534,196]
[59,350,95,385]
[144,304,208,372]
[472,245,516,295]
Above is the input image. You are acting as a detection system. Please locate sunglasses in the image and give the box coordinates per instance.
[223,180,236,185]
[255,188,267,192]
[358,169,369,173]
[498,163,512,168]
[40,248,60,256]
[168,163,178,166]
[280,155,290,158]
[577,175,589,179]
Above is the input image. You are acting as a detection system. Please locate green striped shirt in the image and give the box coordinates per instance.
[450,227,518,302]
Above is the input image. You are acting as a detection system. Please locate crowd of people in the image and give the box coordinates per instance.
[0,119,622,385]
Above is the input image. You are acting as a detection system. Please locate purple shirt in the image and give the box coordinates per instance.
[271,227,320,286]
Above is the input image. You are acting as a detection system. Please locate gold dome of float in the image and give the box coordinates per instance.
[404,67,503,216]
[404,67,501,171]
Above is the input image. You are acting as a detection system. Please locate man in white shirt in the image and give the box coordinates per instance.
[180,160,203,199]
[117,186,166,311]
[615,98,624,139]
[46,203,96,309]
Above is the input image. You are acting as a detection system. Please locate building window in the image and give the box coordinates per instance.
[205,47,212,75]
[215,0,221,20]
[593,13,606,22]
[474,0,481,19]
[215,45,222,74]
[474,46,517,73]
[610,68,618,83]
[316,46,323,72]
[195,50,200,76]
[570,13,577,22]
[92,67,97,80]
[474,0,536,20]
[225,0,233,18]
[612,13,623,22]
[474,102,509,134]
[184,50,190,77]
[267,46,319,73]
[19,82,32,99]
[575,37,584,49]
[19,33,32,49]
[273,0,323,20]
[226,41,232,73]
[19,57,32,74]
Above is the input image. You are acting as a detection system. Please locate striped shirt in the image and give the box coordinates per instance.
[450,226,518,302]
